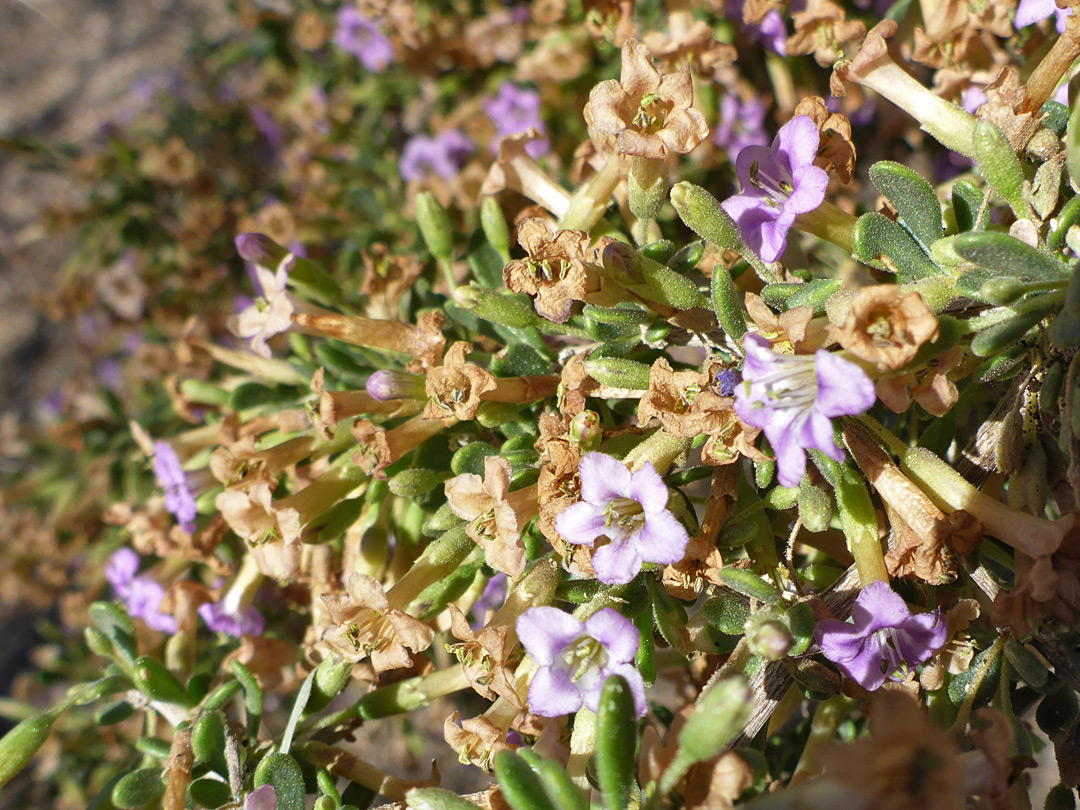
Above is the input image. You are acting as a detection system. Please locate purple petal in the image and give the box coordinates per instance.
[626,462,669,513]
[800,409,843,462]
[591,538,644,585]
[767,418,811,488]
[516,607,583,666]
[786,164,829,215]
[834,638,890,691]
[528,666,584,717]
[1015,0,1056,26]
[554,502,609,547]
[722,194,780,261]
[246,785,278,810]
[601,662,648,717]
[815,619,868,663]
[578,452,633,505]
[636,510,690,565]
[757,208,798,262]
[734,145,776,192]
[106,548,140,595]
[849,581,913,633]
[583,608,640,664]
[895,611,948,664]
[774,116,820,171]
[813,351,876,417]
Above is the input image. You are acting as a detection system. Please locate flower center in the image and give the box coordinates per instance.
[632,93,672,134]
[744,352,820,413]
[748,159,795,206]
[873,627,912,679]
[604,496,646,531]
[527,258,570,282]
[473,508,499,540]
[562,635,609,682]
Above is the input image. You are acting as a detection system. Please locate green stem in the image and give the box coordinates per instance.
[789,697,850,785]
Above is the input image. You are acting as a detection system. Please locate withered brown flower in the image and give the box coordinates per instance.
[503,218,595,323]
[835,286,940,370]
[445,456,527,580]
[637,358,732,438]
[446,604,520,705]
[877,346,967,417]
[792,96,857,185]
[423,342,497,423]
[321,572,435,672]
[583,39,709,160]
[787,0,866,67]
[444,711,517,771]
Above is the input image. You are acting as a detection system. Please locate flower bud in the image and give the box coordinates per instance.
[744,611,794,661]
[415,191,455,267]
[480,197,511,262]
[366,370,427,401]
[569,410,602,452]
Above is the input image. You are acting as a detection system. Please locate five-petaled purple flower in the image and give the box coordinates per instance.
[714,93,769,164]
[1015,0,1072,33]
[721,115,828,263]
[735,333,876,488]
[106,548,178,634]
[153,441,197,534]
[516,606,646,717]
[484,82,548,158]
[333,7,394,72]
[198,600,266,638]
[816,580,947,691]
[555,452,689,585]
[399,130,474,182]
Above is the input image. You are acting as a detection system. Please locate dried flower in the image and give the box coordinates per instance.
[485,83,548,158]
[583,39,709,160]
[333,7,394,71]
[445,456,528,580]
[503,219,594,323]
[516,606,645,717]
[423,342,497,423]
[446,604,519,705]
[400,131,474,182]
[816,581,947,691]
[786,0,866,67]
[152,441,197,534]
[736,333,876,488]
[792,96,857,184]
[833,286,939,370]
[554,452,689,585]
[444,711,517,770]
[722,116,828,262]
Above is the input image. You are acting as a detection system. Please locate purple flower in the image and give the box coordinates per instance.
[470,573,508,630]
[1015,0,1072,32]
[554,453,689,585]
[246,785,278,810]
[198,600,266,638]
[153,441,197,533]
[399,131,474,182]
[815,580,947,691]
[758,9,788,54]
[961,85,988,115]
[713,368,740,398]
[485,83,548,158]
[333,7,394,71]
[107,550,177,634]
[714,93,769,163]
[721,115,829,262]
[516,606,646,717]
[735,333,876,488]
[249,106,283,152]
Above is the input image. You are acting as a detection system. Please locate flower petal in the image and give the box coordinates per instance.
[786,164,829,216]
[774,115,820,171]
[766,417,811,488]
[584,608,640,664]
[597,662,648,717]
[626,462,669,513]
[800,409,843,462]
[555,502,609,547]
[814,351,877,417]
[591,538,644,585]
[723,194,781,261]
[636,510,690,565]
[516,606,583,666]
[528,665,584,717]
[578,452,633,506]
[850,581,913,634]
[815,619,867,664]
[734,145,775,192]
[895,611,948,665]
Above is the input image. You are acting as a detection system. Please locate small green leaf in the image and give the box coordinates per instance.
[952,231,1067,282]
[494,750,559,810]
[670,182,776,282]
[389,468,452,498]
[133,656,194,707]
[711,264,747,341]
[869,161,943,250]
[853,213,939,279]
[715,568,782,605]
[516,750,588,810]
[971,301,1054,357]
[596,676,638,810]
[189,776,233,809]
[584,357,652,391]
[254,753,307,810]
[112,768,166,809]
[308,656,355,714]
[974,119,1030,219]
[192,711,229,775]
[702,595,750,635]
[1004,640,1049,689]
[480,197,512,263]
[95,700,137,726]
[0,712,57,788]
[649,577,692,655]
[951,179,984,232]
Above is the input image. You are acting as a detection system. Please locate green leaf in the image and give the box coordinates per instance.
[308,656,354,714]
[971,300,1056,357]
[632,602,656,686]
[948,644,1002,707]
[88,601,137,667]
[869,161,943,250]
[584,356,652,391]
[951,179,984,232]
[711,264,747,342]
[677,676,752,764]
[1004,640,1049,689]
[407,787,485,810]
[974,119,1030,219]
[596,676,638,810]
[649,577,691,655]
[230,660,263,741]
[0,712,57,788]
[254,752,307,810]
[952,231,1067,281]
[281,671,315,755]
[624,256,706,311]
[670,182,776,282]
[494,750,559,810]
[715,568,782,605]
[189,776,233,809]
[389,468,452,498]
[95,700,137,726]
[202,680,242,711]
[112,768,166,809]
[133,656,194,708]
[853,213,939,279]
[192,711,229,776]
[761,280,841,316]
[702,595,750,635]
[1068,88,1080,192]
[516,750,588,810]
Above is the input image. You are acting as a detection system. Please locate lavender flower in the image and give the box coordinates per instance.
[399,131,474,182]
[228,254,296,358]
[484,83,548,158]
[153,441,197,533]
[1015,0,1072,33]
[333,7,394,71]
[961,85,988,115]
[198,600,266,638]
[758,9,789,54]
[106,549,177,634]
[816,580,947,691]
[246,786,278,810]
[735,333,876,488]
[516,606,646,717]
[714,367,740,397]
[554,452,689,585]
[722,115,828,263]
[470,573,508,630]
[713,93,769,164]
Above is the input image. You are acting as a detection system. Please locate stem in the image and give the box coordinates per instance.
[1022,15,1080,117]
[793,201,857,253]
[559,157,623,232]
[789,697,849,786]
